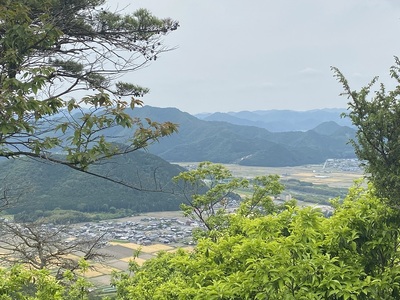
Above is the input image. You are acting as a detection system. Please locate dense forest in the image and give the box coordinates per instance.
[0,151,185,221]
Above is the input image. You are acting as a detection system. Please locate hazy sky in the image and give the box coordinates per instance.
[109,0,400,114]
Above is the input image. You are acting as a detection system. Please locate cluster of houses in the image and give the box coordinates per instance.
[322,158,362,172]
[68,216,200,246]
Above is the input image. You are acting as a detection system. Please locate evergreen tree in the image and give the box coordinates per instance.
[0,0,178,183]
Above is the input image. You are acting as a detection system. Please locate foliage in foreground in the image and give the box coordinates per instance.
[333,58,400,207]
[113,183,400,299]
[0,0,178,192]
[0,262,92,300]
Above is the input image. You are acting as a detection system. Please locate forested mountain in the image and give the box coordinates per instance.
[29,106,356,167]
[1,106,356,217]
[196,108,352,132]
[1,151,185,216]
[111,106,356,167]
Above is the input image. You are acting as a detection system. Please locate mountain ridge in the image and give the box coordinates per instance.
[115,106,357,167]
[195,108,352,132]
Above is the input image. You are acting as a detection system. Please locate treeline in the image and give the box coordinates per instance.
[282,178,348,204]
[13,208,135,224]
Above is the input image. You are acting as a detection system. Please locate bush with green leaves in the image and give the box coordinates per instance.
[0,261,93,300]
[113,182,400,299]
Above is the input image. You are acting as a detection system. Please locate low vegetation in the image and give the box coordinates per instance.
[13,208,135,224]
[282,178,348,204]
[114,182,400,299]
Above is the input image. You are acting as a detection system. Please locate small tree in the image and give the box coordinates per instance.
[173,162,284,239]
[332,58,400,207]
[174,162,246,232]
[0,220,108,277]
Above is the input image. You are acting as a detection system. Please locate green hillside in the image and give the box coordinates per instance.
[1,151,185,217]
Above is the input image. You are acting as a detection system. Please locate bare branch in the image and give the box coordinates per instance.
[0,220,109,274]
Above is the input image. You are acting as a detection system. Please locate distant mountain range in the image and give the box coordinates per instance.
[195,108,352,132]
[108,106,357,167]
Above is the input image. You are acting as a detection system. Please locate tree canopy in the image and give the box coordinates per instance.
[0,0,178,181]
[0,1,181,296]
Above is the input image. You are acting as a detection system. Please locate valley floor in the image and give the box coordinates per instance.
[175,160,364,188]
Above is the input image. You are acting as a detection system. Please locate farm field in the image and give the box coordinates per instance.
[84,240,193,287]
[175,162,364,189]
